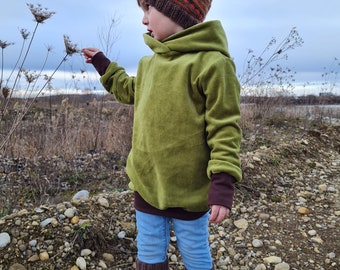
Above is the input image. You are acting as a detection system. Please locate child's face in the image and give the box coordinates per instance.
[140,4,184,41]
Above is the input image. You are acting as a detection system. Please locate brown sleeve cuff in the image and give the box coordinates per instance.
[208,172,235,210]
[92,52,111,76]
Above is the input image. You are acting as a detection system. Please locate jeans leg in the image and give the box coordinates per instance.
[135,210,171,264]
[173,212,213,270]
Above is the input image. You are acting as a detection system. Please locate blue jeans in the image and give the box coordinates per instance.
[135,210,213,270]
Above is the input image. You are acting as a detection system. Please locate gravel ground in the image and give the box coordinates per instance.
[0,124,339,270]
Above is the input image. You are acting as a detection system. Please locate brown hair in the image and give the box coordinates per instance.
[137,0,148,7]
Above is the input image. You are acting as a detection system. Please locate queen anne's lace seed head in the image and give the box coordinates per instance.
[27,3,55,23]
[63,35,79,55]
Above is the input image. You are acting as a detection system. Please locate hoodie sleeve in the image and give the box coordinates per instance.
[92,52,111,76]
[209,172,235,210]
[202,55,242,182]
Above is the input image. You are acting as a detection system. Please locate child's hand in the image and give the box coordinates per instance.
[209,205,230,224]
[81,48,101,63]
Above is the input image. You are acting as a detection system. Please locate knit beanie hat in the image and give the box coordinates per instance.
[147,0,212,29]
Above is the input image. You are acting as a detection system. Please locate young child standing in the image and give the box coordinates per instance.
[82,0,242,269]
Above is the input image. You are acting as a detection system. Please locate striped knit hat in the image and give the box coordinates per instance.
[147,0,212,29]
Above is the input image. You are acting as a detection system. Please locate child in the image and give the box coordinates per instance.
[82,0,242,269]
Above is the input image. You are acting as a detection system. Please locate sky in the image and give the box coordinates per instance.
[1,0,339,96]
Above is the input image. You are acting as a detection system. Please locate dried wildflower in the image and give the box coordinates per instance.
[63,35,79,55]
[22,69,38,84]
[0,40,14,49]
[20,28,30,40]
[43,74,52,82]
[45,45,53,52]
[27,3,55,23]
[2,86,10,99]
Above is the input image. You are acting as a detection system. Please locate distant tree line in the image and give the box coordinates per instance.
[241,94,340,105]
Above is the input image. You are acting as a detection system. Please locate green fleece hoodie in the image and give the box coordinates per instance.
[100,20,241,212]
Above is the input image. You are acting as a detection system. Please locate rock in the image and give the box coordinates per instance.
[307,229,317,236]
[98,197,109,208]
[98,260,108,269]
[71,216,80,225]
[234,218,249,230]
[28,254,40,262]
[252,239,264,248]
[118,231,126,239]
[39,251,49,261]
[255,264,266,270]
[170,254,178,263]
[72,190,90,201]
[8,264,26,270]
[318,184,328,192]
[297,207,310,215]
[80,249,92,256]
[274,262,290,270]
[40,218,52,228]
[311,237,323,244]
[327,252,336,259]
[0,232,11,248]
[263,256,282,264]
[64,208,76,218]
[259,213,270,220]
[253,156,261,162]
[76,257,86,270]
[28,239,37,247]
[102,253,114,262]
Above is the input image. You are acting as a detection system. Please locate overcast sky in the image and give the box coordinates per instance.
[1,0,339,96]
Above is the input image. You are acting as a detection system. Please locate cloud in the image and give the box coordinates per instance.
[1,0,339,96]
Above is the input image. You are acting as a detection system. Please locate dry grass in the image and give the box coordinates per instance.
[1,94,338,159]
[0,95,133,158]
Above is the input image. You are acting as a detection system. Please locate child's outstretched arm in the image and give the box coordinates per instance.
[81,47,135,104]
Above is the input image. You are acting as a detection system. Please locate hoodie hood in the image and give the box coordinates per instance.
[143,20,230,57]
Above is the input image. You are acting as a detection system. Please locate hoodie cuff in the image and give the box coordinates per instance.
[92,52,111,76]
[208,172,235,210]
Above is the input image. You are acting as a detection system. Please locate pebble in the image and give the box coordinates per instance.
[311,237,323,244]
[39,251,49,261]
[0,232,11,248]
[234,218,249,230]
[255,264,266,270]
[259,213,270,220]
[8,264,26,270]
[252,239,264,248]
[64,208,76,218]
[98,197,109,208]
[71,216,80,224]
[76,257,86,270]
[102,253,114,262]
[72,190,90,201]
[40,218,52,228]
[307,230,317,236]
[98,260,108,269]
[297,207,310,215]
[170,254,178,263]
[117,231,126,239]
[81,249,92,256]
[263,256,282,264]
[274,262,290,270]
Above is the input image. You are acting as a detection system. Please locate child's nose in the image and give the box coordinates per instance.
[142,14,148,25]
